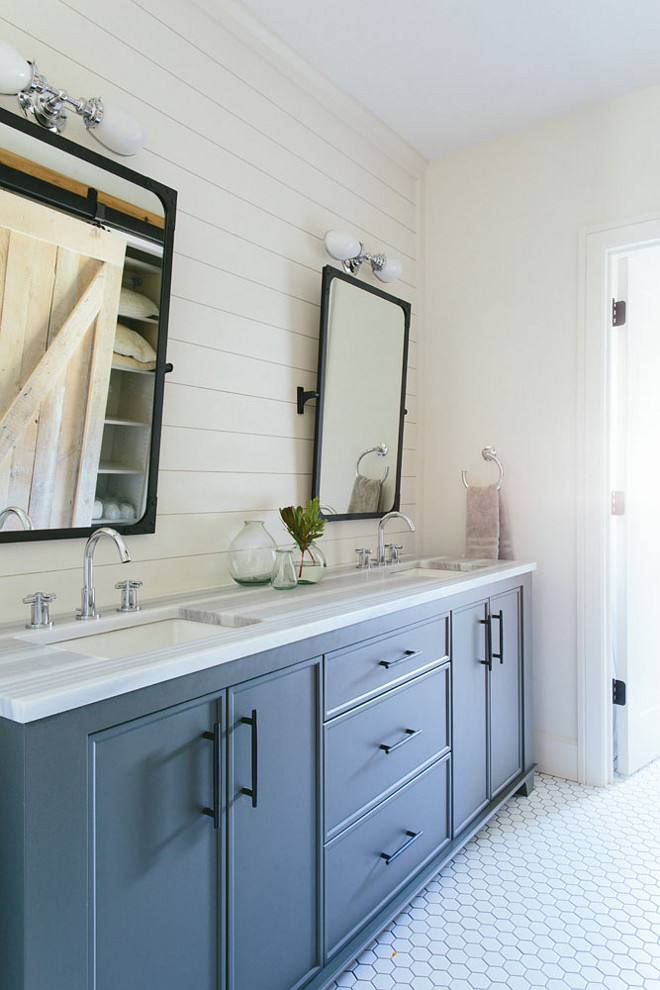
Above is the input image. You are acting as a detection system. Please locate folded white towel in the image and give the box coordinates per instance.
[103,500,121,521]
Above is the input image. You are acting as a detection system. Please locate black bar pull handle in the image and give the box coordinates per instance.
[379,648,422,670]
[478,617,492,670]
[240,709,258,808]
[202,721,221,829]
[379,728,423,755]
[380,829,423,866]
[491,610,504,663]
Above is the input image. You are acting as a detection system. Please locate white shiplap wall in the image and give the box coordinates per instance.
[0,0,425,623]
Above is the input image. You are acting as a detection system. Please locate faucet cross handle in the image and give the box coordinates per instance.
[115,579,142,612]
[387,543,404,565]
[23,591,56,629]
[355,547,373,569]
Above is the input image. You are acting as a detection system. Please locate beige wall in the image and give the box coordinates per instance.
[0,0,424,623]
[421,84,660,778]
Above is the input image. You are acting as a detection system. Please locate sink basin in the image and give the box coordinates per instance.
[384,558,495,578]
[385,567,458,579]
[419,558,494,572]
[16,607,261,660]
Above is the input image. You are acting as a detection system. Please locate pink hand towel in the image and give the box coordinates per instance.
[465,484,514,560]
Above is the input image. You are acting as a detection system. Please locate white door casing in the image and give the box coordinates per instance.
[578,214,660,785]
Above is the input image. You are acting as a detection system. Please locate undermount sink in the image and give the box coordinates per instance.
[384,558,495,578]
[385,567,458,579]
[16,607,261,660]
[421,558,495,572]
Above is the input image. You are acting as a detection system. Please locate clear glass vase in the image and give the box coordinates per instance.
[291,541,327,584]
[270,547,298,590]
[228,520,277,586]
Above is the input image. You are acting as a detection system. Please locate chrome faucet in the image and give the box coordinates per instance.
[0,506,33,531]
[376,511,416,565]
[77,527,131,620]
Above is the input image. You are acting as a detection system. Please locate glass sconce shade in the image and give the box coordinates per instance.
[374,256,403,283]
[0,40,32,94]
[90,106,145,156]
[324,229,362,262]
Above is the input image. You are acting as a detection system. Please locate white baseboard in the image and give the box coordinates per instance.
[534,731,579,781]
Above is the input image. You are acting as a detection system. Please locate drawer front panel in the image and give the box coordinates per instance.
[325,614,449,717]
[325,665,450,836]
[325,755,450,955]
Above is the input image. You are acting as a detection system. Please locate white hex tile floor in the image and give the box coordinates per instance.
[330,761,660,990]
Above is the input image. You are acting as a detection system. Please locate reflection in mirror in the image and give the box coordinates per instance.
[0,106,176,542]
[312,266,410,520]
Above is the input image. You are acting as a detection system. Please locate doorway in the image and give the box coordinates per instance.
[579,217,660,786]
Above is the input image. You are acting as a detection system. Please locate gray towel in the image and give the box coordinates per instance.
[348,474,381,513]
[465,483,514,560]
[497,489,514,560]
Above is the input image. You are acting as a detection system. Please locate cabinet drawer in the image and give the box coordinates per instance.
[324,614,449,717]
[325,755,450,955]
[325,665,450,837]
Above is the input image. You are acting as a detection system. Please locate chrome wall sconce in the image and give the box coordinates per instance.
[0,39,145,156]
[324,230,402,283]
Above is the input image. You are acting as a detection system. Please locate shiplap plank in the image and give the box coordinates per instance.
[157,470,311,516]
[162,383,313,441]
[166,339,310,404]
[167,296,318,370]
[174,213,320,305]
[159,426,313,475]
[170,256,319,337]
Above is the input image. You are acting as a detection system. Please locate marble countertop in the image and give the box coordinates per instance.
[0,558,535,723]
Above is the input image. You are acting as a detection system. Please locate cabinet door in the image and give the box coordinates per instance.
[90,694,222,990]
[451,600,489,834]
[228,659,320,990]
[489,588,523,796]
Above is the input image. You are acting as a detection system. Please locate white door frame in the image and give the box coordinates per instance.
[577,213,660,786]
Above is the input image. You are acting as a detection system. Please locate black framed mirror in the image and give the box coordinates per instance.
[312,265,411,520]
[0,105,176,542]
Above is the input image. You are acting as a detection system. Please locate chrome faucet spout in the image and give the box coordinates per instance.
[376,511,415,565]
[78,527,131,620]
[0,506,33,531]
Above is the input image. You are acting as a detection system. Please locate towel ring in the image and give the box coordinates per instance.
[356,443,389,483]
[461,446,504,490]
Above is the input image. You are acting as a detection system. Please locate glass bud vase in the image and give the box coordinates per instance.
[228,520,277,586]
[292,541,327,585]
[270,548,298,590]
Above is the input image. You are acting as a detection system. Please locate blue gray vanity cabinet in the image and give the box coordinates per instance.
[227,659,321,990]
[451,587,523,834]
[90,694,223,990]
[0,569,534,990]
